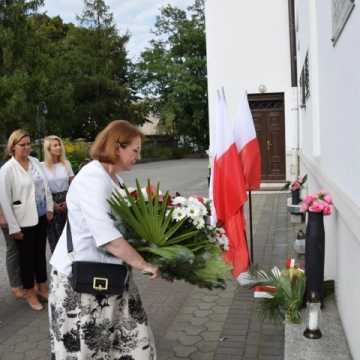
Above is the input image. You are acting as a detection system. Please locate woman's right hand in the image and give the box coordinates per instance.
[13,231,24,241]
[142,263,160,280]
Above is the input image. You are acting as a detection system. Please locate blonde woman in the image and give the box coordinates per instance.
[0,129,54,311]
[42,136,74,253]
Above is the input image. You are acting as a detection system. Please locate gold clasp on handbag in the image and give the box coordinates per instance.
[93,277,108,291]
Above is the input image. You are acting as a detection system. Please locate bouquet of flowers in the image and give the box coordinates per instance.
[289,174,307,191]
[108,180,232,290]
[252,258,305,323]
[301,191,333,215]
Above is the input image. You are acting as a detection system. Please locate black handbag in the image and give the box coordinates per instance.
[66,216,129,296]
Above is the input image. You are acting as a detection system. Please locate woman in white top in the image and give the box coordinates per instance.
[49,120,159,359]
[0,129,54,311]
[42,135,74,253]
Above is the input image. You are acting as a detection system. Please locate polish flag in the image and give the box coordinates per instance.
[234,92,261,190]
[211,90,250,277]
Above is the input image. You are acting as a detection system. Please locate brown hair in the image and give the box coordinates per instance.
[90,120,144,164]
[7,129,30,156]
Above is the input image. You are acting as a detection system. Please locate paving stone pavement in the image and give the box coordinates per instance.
[0,160,294,360]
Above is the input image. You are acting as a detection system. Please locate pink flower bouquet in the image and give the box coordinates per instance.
[301,191,333,216]
[290,174,308,191]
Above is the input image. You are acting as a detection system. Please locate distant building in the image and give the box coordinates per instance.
[205,0,360,358]
[205,0,298,183]
[139,114,163,136]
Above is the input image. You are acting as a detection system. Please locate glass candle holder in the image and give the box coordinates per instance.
[303,292,322,339]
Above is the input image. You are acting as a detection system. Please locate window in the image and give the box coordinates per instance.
[299,52,310,107]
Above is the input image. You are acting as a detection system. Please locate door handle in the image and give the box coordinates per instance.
[266,140,272,151]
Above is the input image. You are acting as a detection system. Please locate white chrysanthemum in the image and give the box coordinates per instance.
[199,205,208,216]
[219,227,226,234]
[172,196,187,206]
[186,204,201,219]
[193,217,205,229]
[187,196,203,206]
[217,235,229,250]
[207,235,217,243]
[172,207,186,222]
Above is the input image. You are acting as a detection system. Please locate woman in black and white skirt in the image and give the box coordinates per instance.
[42,136,74,253]
[49,120,159,359]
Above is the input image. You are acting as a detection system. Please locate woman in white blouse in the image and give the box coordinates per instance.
[49,120,159,359]
[42,136,74,253]
[0,129,53,311]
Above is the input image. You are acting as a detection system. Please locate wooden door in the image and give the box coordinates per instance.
[248,93,286,181]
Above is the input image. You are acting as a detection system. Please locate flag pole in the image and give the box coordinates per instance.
[248,189,254,264]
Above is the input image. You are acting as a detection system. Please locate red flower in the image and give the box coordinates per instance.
[196,196,205,204]
[146,184,156,195]
[159,194,172,207]
[285,258,295,269]
[130,190,138,200]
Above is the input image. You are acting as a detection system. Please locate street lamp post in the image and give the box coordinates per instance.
[36,102,48,160]
[36,101,48,139]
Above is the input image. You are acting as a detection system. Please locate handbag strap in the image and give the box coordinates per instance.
[66,215,74,254]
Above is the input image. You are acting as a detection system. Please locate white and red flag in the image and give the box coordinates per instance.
[211,90,250,277]
[234,91,261,190]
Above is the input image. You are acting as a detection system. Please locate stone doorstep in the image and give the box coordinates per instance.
[259,182,289,191]
[284,297,353,360]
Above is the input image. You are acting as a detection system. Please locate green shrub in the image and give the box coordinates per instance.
[64,140,90,173]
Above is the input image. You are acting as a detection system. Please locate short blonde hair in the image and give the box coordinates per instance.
[90,120,144,164]
[43,135,68,169]
[7,129,30,156]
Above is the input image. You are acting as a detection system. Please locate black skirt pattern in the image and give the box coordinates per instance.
[49,269,156,360]
[48,191,67,253]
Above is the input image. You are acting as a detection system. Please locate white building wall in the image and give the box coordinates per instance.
[296,1,360,358]
[205,0,298,180]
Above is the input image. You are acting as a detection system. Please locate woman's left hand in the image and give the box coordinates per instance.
[47,211,54,222]
[142,263,160,280]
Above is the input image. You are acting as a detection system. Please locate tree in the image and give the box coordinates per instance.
[0,0,44,141]
[0,0,148,142]
[137,0,208,150]
[67,0,147,139]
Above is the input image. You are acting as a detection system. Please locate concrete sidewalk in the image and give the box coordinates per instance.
[0,192,290,360]
[0,160,292,360]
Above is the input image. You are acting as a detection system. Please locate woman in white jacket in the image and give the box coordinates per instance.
[49,120,159,359]
[0,129,53,311]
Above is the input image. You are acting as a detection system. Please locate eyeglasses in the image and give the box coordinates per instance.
[16,142,31,148]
